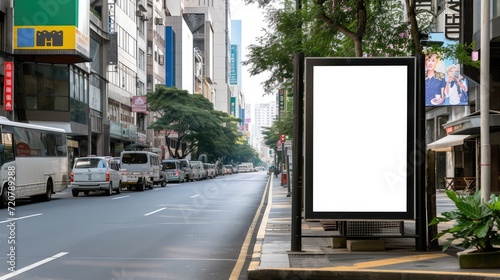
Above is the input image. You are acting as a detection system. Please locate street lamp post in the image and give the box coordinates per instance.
[480,0,491,201]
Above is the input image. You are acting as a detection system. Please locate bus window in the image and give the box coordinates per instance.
[1,132,14,163]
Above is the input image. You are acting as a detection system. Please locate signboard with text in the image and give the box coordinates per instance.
[4,61,13,111]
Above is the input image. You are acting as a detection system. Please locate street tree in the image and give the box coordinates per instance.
[196,110,242,163]
[243,0,411,94]
[147,86,238,159]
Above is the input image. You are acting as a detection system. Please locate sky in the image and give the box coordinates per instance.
[230,0,276,105]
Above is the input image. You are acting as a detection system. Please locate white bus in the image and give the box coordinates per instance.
[0,117,68,208]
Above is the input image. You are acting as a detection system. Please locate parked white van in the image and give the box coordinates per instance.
[190,161,205,180]
[120,151,166,191]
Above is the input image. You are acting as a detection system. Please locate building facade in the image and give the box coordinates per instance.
[0,0,237,164]
[425,1,500,193]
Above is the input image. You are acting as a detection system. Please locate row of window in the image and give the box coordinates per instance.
[118,25,137,57]
[1,126,67,163]
[115,0,138,22]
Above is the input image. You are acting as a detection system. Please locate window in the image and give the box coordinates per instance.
[1,126,67,158]
[75,158,106,169]
[19,63,70,111]
[138,49,145,71]
[121,153,148,164]
[118,26,137,58]
[1,133,14,163]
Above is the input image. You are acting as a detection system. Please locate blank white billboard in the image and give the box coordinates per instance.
[304,57,415,220]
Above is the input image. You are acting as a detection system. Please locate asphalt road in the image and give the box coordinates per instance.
[0,171,268,280]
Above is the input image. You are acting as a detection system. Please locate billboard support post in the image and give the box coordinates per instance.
[415,53,427,251]
[291,52,304,252]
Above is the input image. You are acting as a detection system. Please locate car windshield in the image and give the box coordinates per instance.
[121,153,148,164]
[75,158,106,169]
[162,162,177,169]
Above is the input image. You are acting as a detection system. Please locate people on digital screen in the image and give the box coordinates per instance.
[425,53,446,106]
[444,64,468,105]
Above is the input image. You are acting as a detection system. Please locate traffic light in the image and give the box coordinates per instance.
[280,134,286,142]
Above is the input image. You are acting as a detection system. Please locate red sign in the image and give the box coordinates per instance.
[131,96,148,113]
[4,61,13,111]
[16,142,30,156]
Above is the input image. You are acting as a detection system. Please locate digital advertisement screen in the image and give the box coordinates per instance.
[304,57,416,220]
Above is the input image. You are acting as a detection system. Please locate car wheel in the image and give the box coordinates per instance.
[116,182,121,194]
[137,180,145,191]
[41,180,53,202]
[72,190,79,197]
[106,183,113,196]
[161,180,166,187]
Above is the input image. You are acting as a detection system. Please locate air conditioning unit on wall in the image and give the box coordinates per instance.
[155,17,163,25]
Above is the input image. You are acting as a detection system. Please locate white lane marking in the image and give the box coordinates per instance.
[111,195,130,200]
[0,252,68,280]
[190,194,200,199]
[144,207,167,216]
[0,213,43,224]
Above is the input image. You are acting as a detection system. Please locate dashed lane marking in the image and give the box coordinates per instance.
[0,252,68,280]
[0,213,42,223]
[144,207,167,216]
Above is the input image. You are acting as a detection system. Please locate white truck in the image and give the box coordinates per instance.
[238,162,254,173]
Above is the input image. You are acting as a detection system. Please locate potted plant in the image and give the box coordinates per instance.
[429,190,500,268]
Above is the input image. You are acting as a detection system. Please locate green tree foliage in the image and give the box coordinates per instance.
[147,86,241,160]
[225,141,262,166]
[196,110,242,163]
[244,0,479,150]
[243,0,411,94]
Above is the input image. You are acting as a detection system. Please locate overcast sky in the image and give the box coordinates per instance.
[230,0,276,105]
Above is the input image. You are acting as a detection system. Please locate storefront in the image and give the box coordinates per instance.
[432,111,500,193]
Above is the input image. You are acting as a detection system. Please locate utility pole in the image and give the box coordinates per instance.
[480,0,491,201]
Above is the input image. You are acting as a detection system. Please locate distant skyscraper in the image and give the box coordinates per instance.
[251,101,277,163]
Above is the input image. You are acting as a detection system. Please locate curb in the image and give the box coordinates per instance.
[248,175,273,271]
[248,268,500,280]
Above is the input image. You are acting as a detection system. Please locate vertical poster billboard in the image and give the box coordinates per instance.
[425,32,468,106]
[304,57,416,220]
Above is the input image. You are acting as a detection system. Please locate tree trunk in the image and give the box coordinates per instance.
[405,0,422,55]
[426,150,439,250]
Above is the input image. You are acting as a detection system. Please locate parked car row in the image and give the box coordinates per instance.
[223,165,240,175]
[69,151,167,196]
[69,153,242,197]
[162,159,219,182]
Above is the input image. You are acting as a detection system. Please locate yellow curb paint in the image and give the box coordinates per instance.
[229,175,272,280]
[252,267,500,277]
[328,253,449,270]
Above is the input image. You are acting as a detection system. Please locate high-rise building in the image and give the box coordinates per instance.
[251,101,277,164]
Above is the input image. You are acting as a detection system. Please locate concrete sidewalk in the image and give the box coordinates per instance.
[247,176,500,280]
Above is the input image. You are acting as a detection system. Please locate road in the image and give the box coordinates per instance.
[0,171,269,280]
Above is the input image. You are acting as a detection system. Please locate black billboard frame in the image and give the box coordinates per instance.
[304,57,416,220]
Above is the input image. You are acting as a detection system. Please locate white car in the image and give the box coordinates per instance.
[70,156,122,197]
